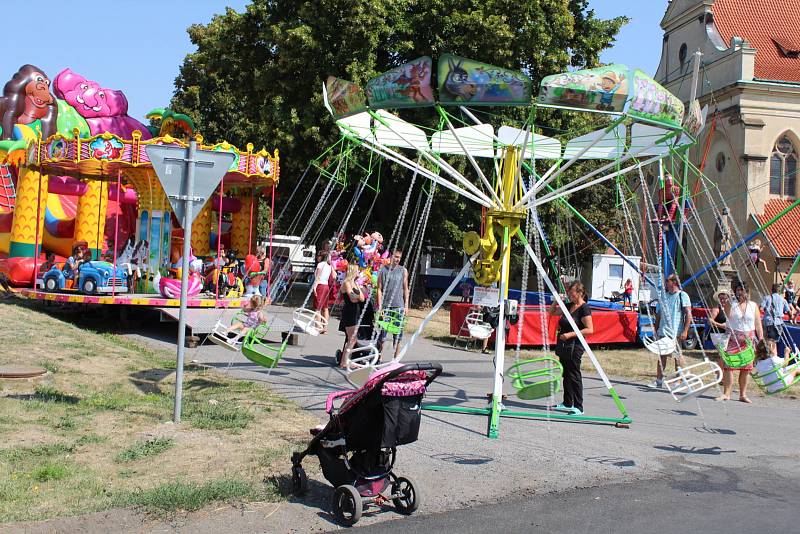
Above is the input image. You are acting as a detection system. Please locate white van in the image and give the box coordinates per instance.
[262,235,316,284]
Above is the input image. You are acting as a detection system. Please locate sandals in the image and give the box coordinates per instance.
[714,395,729,401]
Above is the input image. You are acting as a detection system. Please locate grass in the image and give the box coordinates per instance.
[184,401,254,431]
[0,300,315,524]
[40,360,60,374]
[32,462,70,482]
[115,438,174,463]
[115,478,271,515]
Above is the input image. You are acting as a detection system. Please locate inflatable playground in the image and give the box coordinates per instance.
[0,64,279,308]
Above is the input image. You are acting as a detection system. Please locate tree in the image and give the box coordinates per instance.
[171,0,628,262]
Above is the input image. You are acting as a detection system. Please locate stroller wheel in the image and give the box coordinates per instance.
[291,465,307,496]
[391,476,420,515]
[335,349,342,366]
[332,484,362,526]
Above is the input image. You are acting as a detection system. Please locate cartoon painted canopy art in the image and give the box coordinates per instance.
[538,64,684,128]
[54,68,152,139]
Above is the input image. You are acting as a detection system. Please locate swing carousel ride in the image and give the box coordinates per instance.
[0,64,279,308]
[307,52,794,437]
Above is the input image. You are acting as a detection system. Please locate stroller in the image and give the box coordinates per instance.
[291,362,442,526]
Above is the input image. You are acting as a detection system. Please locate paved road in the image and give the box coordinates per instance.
[349,462,800,533]
[115,305,800,532]
[17,305,799,533]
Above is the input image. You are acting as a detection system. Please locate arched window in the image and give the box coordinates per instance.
[770,135,797,197]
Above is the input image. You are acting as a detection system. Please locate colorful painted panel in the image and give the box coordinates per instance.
[682,99,703,137]
[437,54,531,106]
[538,64,629,112]
[628,70,684,128]
[324,77,368,119]
[88,137,124,160]
[366,57,435,109]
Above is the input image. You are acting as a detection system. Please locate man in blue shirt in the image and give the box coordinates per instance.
[650,274,691,388]
[761,283,790,347]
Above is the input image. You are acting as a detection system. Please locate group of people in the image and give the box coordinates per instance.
[549,272,799,414]
[311,247,410,369]
[652,276,798,402]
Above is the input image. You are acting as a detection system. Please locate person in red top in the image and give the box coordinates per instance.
[622,278,634,310]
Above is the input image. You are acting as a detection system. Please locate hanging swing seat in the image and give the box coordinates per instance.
[507,357,563,400]
[663,361,723,402]
[377,309,407,336]
[709,333,729,349]
[752,356,800,395]
[293,308,326,336]
[643,336,677,356]
[208,313,248,351]
[240,324,289,369]
[465,312,494,340]
[345,345,383,387]
[717,339,755,368]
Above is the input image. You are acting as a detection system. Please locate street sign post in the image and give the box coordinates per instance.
[146,142,235,423]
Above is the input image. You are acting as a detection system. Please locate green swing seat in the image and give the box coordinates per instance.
[240,323,290,369]
[717,338,756,368]
[507,357,563,400]
[377,309,407,336]
[752,357,800,395]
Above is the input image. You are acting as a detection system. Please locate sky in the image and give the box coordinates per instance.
[1,1,666,123]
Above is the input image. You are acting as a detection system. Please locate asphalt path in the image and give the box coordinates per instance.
[348,462,800,533]
[19,304,796,533]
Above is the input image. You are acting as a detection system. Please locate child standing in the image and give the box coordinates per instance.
[749,239,769,273]
[622,278,634,310]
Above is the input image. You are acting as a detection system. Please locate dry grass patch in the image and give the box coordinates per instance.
[405,305,452,340]
[0,301,316,523]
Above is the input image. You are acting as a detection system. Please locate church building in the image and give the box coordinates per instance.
[656,0,800,291]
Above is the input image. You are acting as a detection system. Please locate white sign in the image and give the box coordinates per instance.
[472,286,500,307]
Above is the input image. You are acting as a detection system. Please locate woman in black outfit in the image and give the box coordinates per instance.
[549,281,594,415]
[339,265,365,369]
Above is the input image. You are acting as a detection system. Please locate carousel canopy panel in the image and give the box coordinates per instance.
[324,77,368,119]
[437,54,532,107]
[336,112,374,141]
[430,124,495,158]
[26,132,278,187]
[373,110,429,151]
[366,57,436,110]
[629,124,675,156]
[538,64,684,129]
[497,126,561,160]
[562,125,626,160]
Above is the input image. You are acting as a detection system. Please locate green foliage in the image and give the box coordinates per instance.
[0,442,75,462]
[115,437,175,463]
[116,478,269,514]
[33,385,80,404]
[32,462,70,482]
[41,359,60,374]
[184,401,254,431]
[172,1,627,249]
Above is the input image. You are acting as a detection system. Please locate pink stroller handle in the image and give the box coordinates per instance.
[326,390,355,413]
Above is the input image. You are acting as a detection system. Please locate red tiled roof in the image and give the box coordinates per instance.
[713,0,800,82]
[757,198,800,256]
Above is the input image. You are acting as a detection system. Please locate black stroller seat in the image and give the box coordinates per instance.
[291,362,442,526]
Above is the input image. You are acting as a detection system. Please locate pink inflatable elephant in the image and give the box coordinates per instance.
[53,68,152,139]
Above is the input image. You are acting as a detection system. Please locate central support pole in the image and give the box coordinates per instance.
[488,226,511,439]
